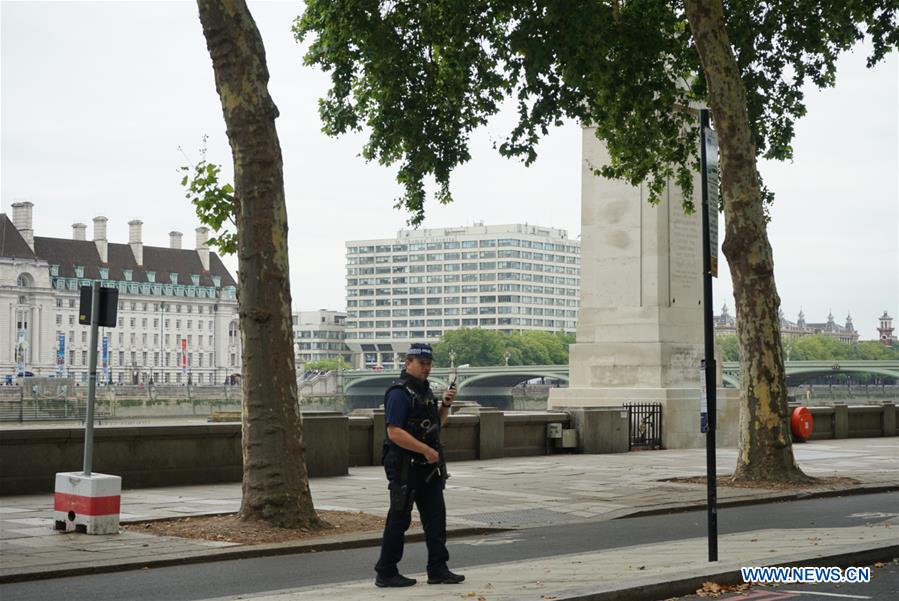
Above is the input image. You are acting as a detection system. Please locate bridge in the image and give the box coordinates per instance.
[341,365,569,409]
[341,361,899,408]
[720,360,899,388]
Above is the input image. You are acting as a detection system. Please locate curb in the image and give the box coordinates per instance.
[2,485,895,585]
[619,483,899,519]
[539,541,899,601]
[0,526,509,584]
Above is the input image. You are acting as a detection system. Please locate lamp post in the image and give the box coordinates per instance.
[503,351,510,366]
[449,349,456,369]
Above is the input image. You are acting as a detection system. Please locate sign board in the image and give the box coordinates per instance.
[79,286,119,327]
[700,359,709,433]
[702,127,720,278]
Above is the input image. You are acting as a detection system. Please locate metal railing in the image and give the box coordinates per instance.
[624,402,663,450]
[0,399,109,423]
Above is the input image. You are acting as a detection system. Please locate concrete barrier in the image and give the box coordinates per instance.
[565,407,629,454]
[3,403,893,495]
[799,404,898,441]
[1,413,349,495]
[503,412,571,456]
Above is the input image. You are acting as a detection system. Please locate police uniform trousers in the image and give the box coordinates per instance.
[374,448,449,577]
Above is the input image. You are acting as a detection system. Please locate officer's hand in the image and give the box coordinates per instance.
[442,386,456,406]
[424,447,440,464]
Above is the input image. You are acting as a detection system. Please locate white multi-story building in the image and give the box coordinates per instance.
[345,223,580,368]
[1,202,241,385]
[292,310,352,366]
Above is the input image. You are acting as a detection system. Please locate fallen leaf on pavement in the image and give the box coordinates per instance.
[696,582,751,598]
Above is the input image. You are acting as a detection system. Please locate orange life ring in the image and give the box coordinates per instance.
[791,407,814,442]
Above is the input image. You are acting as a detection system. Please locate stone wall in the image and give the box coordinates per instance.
[2,404,893,495]
[804,403,896,440]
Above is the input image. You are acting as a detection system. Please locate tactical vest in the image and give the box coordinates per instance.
[383,376,440,456]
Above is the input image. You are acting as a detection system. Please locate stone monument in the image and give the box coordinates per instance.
[548,127,738,449]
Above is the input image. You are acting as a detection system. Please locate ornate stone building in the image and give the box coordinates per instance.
[878,311,895,346]
[1,202,240,384]
[714,304,859,344]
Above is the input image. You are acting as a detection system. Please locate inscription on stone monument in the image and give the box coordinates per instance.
[668,201,702,307]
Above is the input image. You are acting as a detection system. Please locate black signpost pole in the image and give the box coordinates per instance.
[699,108,719,562]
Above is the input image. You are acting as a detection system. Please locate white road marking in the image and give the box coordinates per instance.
[463,538,523,546]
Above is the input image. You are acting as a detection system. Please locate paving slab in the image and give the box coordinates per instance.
[0,438,896,584]
[197,523,899,601]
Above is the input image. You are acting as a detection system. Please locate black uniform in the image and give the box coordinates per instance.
[374,373,449,579]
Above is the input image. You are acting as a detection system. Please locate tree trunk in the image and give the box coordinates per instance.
[684,0,811,482]
[196,0,321,526]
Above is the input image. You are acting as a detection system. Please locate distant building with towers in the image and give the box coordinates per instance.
[1,201,240,384]
[878,311,895,346]
[714,304,859,344]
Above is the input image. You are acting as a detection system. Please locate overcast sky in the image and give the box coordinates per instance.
[2,1,896,339]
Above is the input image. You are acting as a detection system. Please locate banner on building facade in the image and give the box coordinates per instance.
[181,338,187,375]
[102,335,109,382]
[15,330,27,375]
[57,333,66,376]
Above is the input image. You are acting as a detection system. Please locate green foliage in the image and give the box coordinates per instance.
[716,334,740,361]
[776,336,899,361]
[302,358,351,371]
[718,333,899,362]
[433,328,505,366]
[432,328,574,366]
[854,341,899,360]
[294,1,897,223]
[790,335,853,361]
[179,136,238,255]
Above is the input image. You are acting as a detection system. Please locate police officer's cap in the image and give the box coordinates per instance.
[405,343,434,361]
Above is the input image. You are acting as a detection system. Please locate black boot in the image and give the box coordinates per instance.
[427,570,465,584]
[375,574,417,588]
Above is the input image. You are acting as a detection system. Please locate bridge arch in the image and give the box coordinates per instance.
[719,361,899,387]
[343,374,449,394]
[785,367,899,383]
[456,371,569,393]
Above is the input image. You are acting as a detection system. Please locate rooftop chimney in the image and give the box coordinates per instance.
[72,223,87,241]
[93,216,108,263]
[169,231,183,249]
[11,201,34,251]
[128,219,143,266]
[195,226,210,271]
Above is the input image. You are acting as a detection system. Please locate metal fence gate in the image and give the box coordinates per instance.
[624,402,663,450]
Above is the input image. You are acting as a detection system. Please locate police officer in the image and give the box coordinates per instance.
[374,343,465,587]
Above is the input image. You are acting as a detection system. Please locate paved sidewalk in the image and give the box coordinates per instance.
[208,525,898,601]
[1,438,897,588]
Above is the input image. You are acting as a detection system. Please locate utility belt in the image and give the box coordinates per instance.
[382,416,448,512]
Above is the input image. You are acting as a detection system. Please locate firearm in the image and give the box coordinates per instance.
[422,421,449,485]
